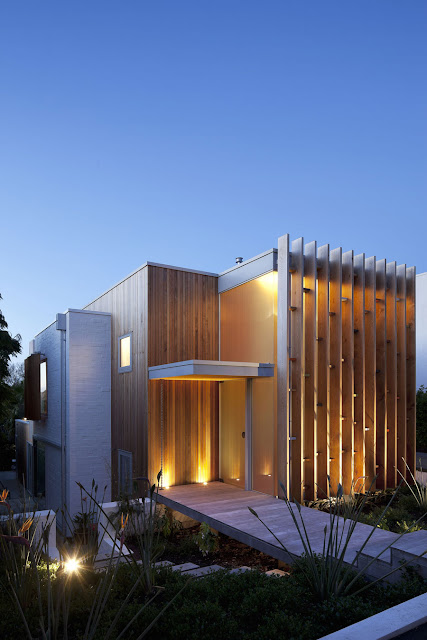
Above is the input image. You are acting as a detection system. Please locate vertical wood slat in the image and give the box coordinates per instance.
[406,267,416,476]
[329,247,342,494]
[364,256,377,489]
[303,241,317,501]
[386,262,398,488]
[316,244,330,497]
[341,250,354,494]
[396,265,407,478]
[277,234,290,498]
[290,237,304,501]
[375,259,387,489]
[353,254,366,489]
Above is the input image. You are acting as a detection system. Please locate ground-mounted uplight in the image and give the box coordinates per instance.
[64,557,80,574]
[203,482,208,486]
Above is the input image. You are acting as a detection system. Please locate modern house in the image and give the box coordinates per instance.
[19,233,416,527]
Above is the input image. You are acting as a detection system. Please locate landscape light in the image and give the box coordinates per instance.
[64,557,80,574]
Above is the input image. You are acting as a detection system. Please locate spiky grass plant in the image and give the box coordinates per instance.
[249,477,427,601]
[0,475,188,640]
[397,458,427,510]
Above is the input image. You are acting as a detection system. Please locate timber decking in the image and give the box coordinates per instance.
[156,481,398,567]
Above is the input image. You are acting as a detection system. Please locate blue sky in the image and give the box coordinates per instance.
[1,1,426,361]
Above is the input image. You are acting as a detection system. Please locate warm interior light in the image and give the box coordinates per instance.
[64,557,80,574]
[120,336,131,368]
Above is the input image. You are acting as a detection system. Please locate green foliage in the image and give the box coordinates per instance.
[0,546,427,639]
[249,477,427,602]
[397,457,427,510]
[417,385,427,451]
[0,297,22,469]
[193,522,219,556]
[156,506,183,539]
[0,477,188,639]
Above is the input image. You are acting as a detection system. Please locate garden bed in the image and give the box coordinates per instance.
[159,524,285,571]
[305,483,427,534]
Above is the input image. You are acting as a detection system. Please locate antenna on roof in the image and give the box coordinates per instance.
[235,257,243,264]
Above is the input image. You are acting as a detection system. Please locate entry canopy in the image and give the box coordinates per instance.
[148,359,275,381]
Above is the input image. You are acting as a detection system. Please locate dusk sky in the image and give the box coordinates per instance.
[1,2,426,362]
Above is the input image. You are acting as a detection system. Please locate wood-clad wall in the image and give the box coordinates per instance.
[148,380,219,487]
[84,267,149,494]
[147,266,219,487]
[277,235,416,500]
[85,264,219,494]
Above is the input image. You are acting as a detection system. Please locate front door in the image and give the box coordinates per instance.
[219,380,245,488]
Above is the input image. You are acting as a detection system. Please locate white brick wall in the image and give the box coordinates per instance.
[33,324,63,520]
[31,309,111,529]
[66,310,111,519]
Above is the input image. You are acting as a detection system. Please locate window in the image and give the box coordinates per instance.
[118,449,133,495]
[35,440,46,497]
[40,360,47,417]
[26,442,34,495]
[118,333,132,372]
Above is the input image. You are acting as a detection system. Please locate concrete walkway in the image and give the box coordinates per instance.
[157,481,427,582]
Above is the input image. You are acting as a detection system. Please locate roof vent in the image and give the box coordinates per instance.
[235,257,243,264]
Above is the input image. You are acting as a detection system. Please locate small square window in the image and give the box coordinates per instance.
[118,333,132,372]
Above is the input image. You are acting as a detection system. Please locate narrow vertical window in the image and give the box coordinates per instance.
[118,449,133,495]
[40,360,48,417]
[118,333,132,372]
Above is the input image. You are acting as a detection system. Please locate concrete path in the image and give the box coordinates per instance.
[157,481,427,582]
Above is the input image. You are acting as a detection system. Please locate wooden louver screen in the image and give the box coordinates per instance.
[277,235,416,501]
[24,353,41,421]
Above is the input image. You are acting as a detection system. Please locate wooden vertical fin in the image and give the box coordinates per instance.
[364,256,377,489]
[375,259,387,489]
[386,262,397,488]
[277,234,290,498]
[406,266,416,476]
[316,244,330,497]
[341,250,354,494]
[290,237,304,501]
[353,254,365,489]
[329,247,342,494]
[396,265,407,478]
[303,241,317,501]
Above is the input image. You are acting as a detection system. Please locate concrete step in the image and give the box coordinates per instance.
[171,562,199,572]
[265,569,288,577]
[183,564,223,577]
[154,560,174,568]
[229,566,252,574]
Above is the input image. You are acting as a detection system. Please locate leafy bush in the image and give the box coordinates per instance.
[193,522,219,556]
[250,478,427,602]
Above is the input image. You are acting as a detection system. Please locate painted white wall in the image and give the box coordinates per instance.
[66,309,112,520]
[33,323,63,519]
[31,309,111,529]
[417,272,427,389]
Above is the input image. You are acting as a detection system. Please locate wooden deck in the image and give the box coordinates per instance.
[156,481,398,565]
